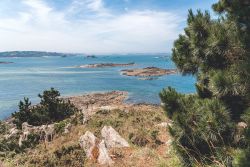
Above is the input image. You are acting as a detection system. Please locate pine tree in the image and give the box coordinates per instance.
[160,0,250,166]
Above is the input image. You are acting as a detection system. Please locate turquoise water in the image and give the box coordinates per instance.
[0,54,196,119]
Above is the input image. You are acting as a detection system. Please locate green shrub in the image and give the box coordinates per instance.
[54,120,68,134]
[12,88,78,128]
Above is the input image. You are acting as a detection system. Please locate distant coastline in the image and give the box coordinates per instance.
[0,51,170,58]
[0,51,77,57]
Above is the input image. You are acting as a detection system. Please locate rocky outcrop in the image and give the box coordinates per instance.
[121,67,177,77]
[77,63,135,68]
[18,122,55,146]
[65,91,128,122]
[79,126,129,166]
[0,61,13,64]
[85,55,97,59]
[101,126,130,149]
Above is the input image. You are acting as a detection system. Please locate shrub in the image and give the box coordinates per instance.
[54,120,69,134]
[53,145,86,167]
[12,88,78,128]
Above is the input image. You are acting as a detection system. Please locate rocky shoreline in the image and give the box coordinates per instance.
[121,67,177,77]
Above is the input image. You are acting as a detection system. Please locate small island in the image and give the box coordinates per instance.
[77,62,135,68]
[121,67,177,77]
[0,61,13,64]
[85,55,97,58]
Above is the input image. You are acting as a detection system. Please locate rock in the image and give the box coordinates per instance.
[98,140,114,166]
[237,122,247,129]
[156,122,172,128]
[64,123,72,134]
[0,61,13,64]
[44,124,55,142]
[4,127,19,139]
[101,126,129,149]
[79,131,98,159]
[85,55,97,59]
[18,122,55,146]
[77,63,135,68]
[165,139,172,147]
[121,67,177,77]
[22,122,33,132]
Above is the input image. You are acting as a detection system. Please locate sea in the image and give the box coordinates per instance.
[0,54,196,119]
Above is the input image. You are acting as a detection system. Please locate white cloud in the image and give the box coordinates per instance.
[0,0,184,53]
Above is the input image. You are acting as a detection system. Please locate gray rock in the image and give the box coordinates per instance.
[98,140,114,166]
[79,131,98,159]
[101,126,129,149]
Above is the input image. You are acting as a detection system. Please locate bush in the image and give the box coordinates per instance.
[47,145,86,167]
[12,88,78,128]
[54,120,69,134]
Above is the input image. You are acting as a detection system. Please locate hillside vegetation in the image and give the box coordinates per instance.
[0,89,180,167]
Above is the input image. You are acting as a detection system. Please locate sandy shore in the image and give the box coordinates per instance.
[121,67,177,77]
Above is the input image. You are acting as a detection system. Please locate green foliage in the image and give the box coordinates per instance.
[52,145,86,167]
[159,87,184,119]
[0,135,22,158]
[162,1,250,165]
[160,88,234,166]
[21,133,40,149]
[12,88,78,127]
[54,120,69,134]
[12,97,32,129]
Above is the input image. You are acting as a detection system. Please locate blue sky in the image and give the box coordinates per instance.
[0,0,217,54]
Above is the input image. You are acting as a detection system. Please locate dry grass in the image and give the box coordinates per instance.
[3,104,181,167]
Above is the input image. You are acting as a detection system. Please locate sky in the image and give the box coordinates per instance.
[0,0,218,54]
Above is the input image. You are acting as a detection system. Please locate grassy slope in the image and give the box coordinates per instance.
[3,104,181,167]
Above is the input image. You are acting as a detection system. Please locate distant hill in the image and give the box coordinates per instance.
[0,51,77,57]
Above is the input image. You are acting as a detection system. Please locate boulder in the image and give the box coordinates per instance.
[79,131,98,159]
[44,124,55,142]
[98,140,114,166]
[101,126,129,149]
